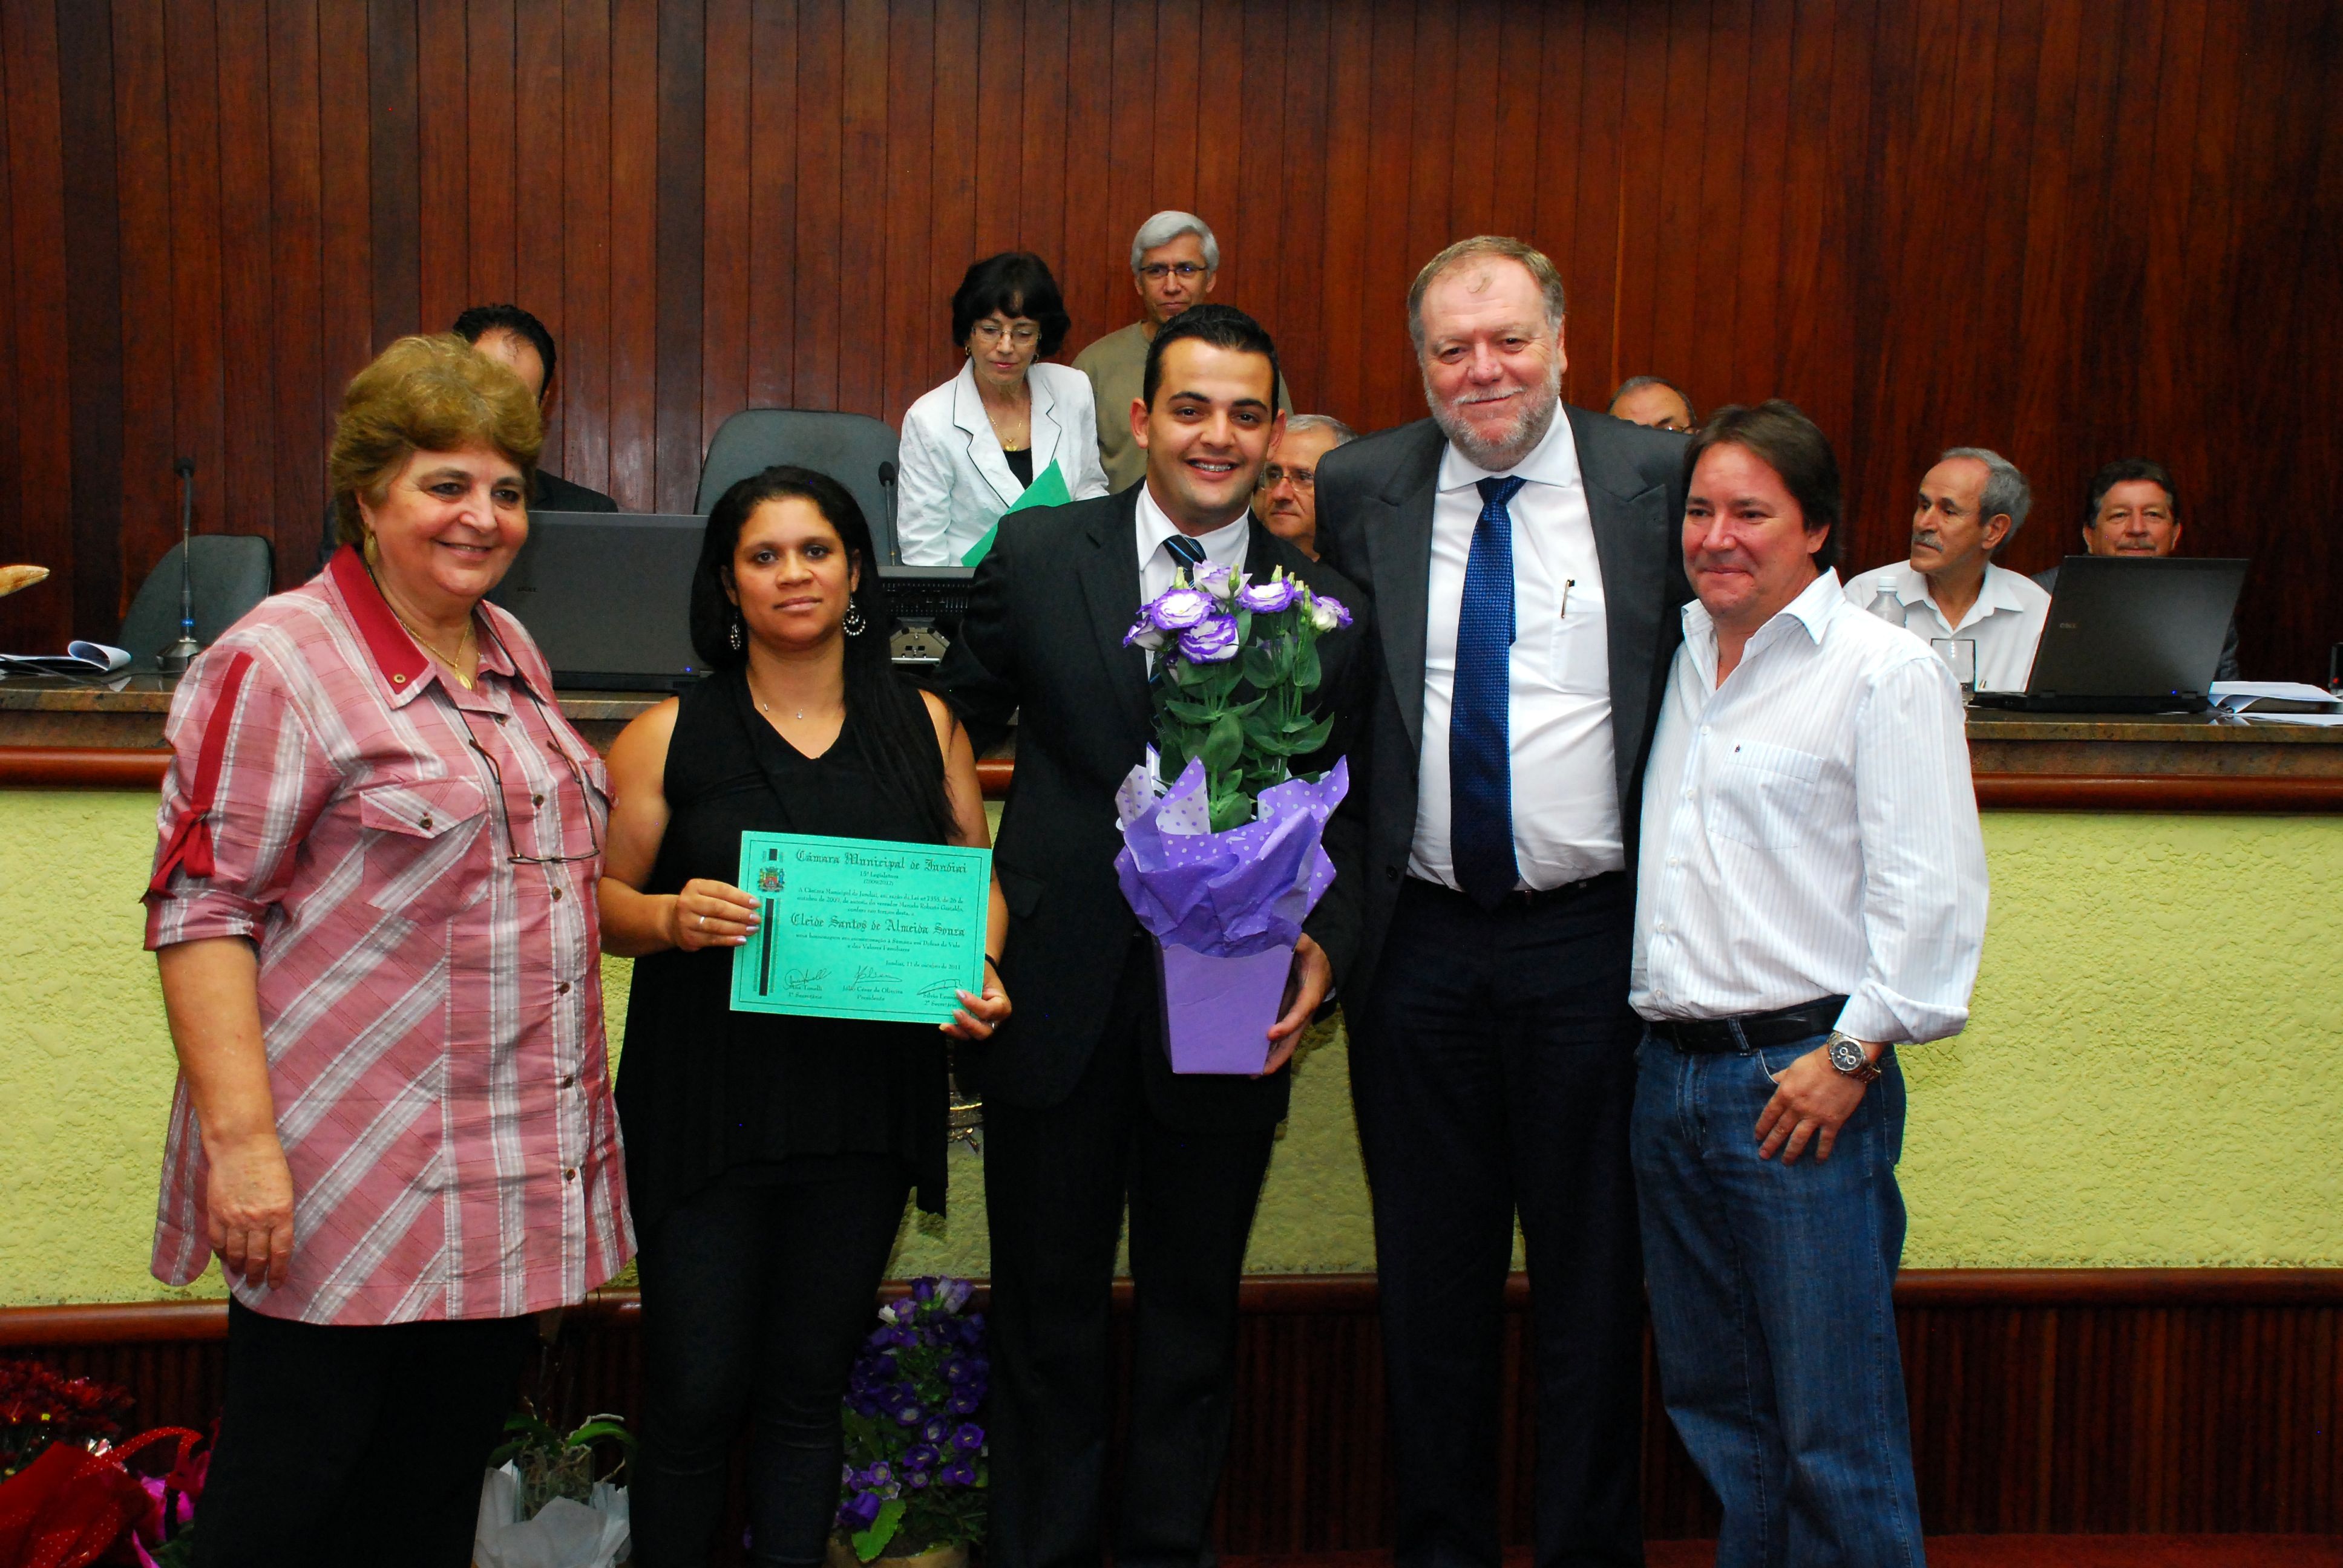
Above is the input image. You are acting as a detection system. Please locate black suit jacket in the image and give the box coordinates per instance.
[934,486,1368,1128]
[1314,407,1693,1005]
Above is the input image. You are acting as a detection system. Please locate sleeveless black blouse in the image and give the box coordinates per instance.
[614,668,948,1232]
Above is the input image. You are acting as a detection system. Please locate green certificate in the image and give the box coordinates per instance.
[730,832,991,1025]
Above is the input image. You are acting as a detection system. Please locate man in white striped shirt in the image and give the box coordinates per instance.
[1630,400,1988,1567]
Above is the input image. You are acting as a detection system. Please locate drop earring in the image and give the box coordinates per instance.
[728,611,746,652]
[844,605,868,638]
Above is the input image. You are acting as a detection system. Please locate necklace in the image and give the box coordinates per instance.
[388,607,477,688]
[746,667,824,723]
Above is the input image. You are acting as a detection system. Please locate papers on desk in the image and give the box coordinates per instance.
[0,641,132,676]
[2210,682,2343,726]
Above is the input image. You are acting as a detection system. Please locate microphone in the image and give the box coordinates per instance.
[879,460,900,565]
[157,458,202,674]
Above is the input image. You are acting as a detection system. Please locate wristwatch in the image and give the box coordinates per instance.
[1824,1031,1884,1083]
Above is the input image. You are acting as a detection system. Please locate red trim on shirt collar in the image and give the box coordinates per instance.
[327,544,436,697]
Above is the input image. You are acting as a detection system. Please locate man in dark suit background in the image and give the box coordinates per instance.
[936,303,1365,1568]
[1315,237,1693,1568]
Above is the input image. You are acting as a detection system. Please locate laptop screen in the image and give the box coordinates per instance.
[491,511,709,690]
[2025,555,2248,699]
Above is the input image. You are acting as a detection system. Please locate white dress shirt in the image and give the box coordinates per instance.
[1841,558,2050,693]
[1135,480,1250,604]
[1412,410,1622,891]
[896,359,1111,565]
[1630,570,1988,1045]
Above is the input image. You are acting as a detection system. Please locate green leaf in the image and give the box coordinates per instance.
[1242,643,1280,688]
[1162,697,1217,724]
[1199,712,1244,771]
[1289,715,1333,754]
[1294,636,1322,693]
[853,1498,908,1562]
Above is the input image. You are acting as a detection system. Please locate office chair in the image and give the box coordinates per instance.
[117,536,276,665]
[695,410,903,563]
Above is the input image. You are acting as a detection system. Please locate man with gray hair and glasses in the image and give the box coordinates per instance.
[1074,210,1290,491]
[1843,446,2051,693]
[1253,413,1357,558]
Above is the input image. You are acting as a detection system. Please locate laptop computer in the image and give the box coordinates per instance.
[1970,555,2248,714]
[491,511,710,691]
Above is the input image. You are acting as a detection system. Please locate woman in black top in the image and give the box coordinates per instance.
[600,465,1009,1568]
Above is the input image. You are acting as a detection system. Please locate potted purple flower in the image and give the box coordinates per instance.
[1117,564,1352,1074]
[830,1278,988,1568]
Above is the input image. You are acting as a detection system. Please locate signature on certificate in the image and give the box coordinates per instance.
[785,968,832,990]
[844,964,905,992]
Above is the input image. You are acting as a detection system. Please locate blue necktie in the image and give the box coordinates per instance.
[1163,534,1207,576]
[1452,476,1524,909]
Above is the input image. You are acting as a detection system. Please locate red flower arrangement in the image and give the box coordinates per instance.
[0,1363,134,1481]
[0,1360,206,1568]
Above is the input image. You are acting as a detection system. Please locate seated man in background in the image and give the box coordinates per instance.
[1251,413,1356,559]
[453,304,620,514]
[1607,374,1697,431]
[1073,211,1290,492]
[2034,458,2241,680]
[1843,446,2050,692]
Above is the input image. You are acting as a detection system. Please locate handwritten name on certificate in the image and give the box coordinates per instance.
[730,831,992,1025]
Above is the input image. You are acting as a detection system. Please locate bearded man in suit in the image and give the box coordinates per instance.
[936,302,1366,1568]
[1314,236,1694,1568]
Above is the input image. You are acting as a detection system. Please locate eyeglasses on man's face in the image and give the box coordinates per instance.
[1137,261,1209,281]
[971,319,1040,347]
[1258,463,1316,491]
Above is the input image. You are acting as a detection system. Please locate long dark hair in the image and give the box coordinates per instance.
[689,465,955,843]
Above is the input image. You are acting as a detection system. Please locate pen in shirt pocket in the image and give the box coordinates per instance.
[1561,578,1576,618]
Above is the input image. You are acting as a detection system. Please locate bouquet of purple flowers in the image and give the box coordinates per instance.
[1117,562,1353,1073]
[834,1277,988,1563]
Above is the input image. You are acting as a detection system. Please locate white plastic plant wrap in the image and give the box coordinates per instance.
[473,1460,632,1568]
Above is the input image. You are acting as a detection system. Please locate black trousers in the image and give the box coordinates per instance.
[1348,874,1647,1568]
[190,1297,536,1568]
[981,935,1277,1568]
[631,1155,913,1568]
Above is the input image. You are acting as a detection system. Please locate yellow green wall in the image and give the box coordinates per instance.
[2,791,2336,1307]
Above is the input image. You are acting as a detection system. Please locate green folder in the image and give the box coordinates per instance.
[962,459,1070,567]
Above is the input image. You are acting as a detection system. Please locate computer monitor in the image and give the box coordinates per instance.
[491,511,709,691]
[1975,555,2248,714]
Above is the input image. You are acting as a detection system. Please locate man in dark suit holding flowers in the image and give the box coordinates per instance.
[936,303,1365,1568]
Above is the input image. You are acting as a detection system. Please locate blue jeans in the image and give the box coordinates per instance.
[1630,1030,1925,1568]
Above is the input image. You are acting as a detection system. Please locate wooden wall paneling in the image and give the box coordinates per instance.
[264,0,324,587]
[0,2,29,651]
[513,0,565,457]
[790,0,841,411]
[1724,0,1791,410]
[1102,0,1155,324]
[215,0,278,569]
[1686,0,1755,419]
[560,0,612,495]
[699,0,750,446]
[1400,0,1459,302]
[966,0,1020,266]
[315,0,374,429]
[1052,0,1110,347]
[744,0,798,411]
[1640,0,1714,408]
[880,0,935,429]
[54,0,126,638]
[108,0,176,624]
[832,0,886,422]
[3,0,72,653]
[1268,0,1329,413]
[366,0,421,352]
[1188,0,1242,312]
[651,0,704,511]
[1309,0,1370,426]
[1971,0,2047,469]
[1484,0,1545,263]
[1015,0,1069,314]
[466,0,517,309]
[1602,2,1668,407]
[416,0,469,331]
[1148,0,1199,224]
[164,0,229,595]
[605,0,658,508]
[1561,1,1622,410]
[1352,2,1417,436]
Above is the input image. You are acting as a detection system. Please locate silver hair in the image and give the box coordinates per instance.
[1282,413,1358,446]
[1129,211,1221,273]
[1407,236,1567,354]
[1940,446,2032,547]
[1607,374,1696,424]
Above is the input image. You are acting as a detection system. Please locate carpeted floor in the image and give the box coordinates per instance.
[1230,1541,2343,1568]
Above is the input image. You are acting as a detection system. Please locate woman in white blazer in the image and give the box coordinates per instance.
[897,252,1110,565]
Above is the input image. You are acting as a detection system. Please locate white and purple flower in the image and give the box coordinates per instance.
[1236,575,1299,615]
[1307,595,1352,632]
[1178,614,1242,663]
[1148,586,1214,632]
[1122,609,1169,651]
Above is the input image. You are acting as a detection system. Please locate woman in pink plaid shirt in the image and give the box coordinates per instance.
[143,335,633,1568]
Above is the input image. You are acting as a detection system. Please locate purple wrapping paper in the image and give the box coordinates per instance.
[1113,754,1349,956]
[1115,756,1349,1074]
